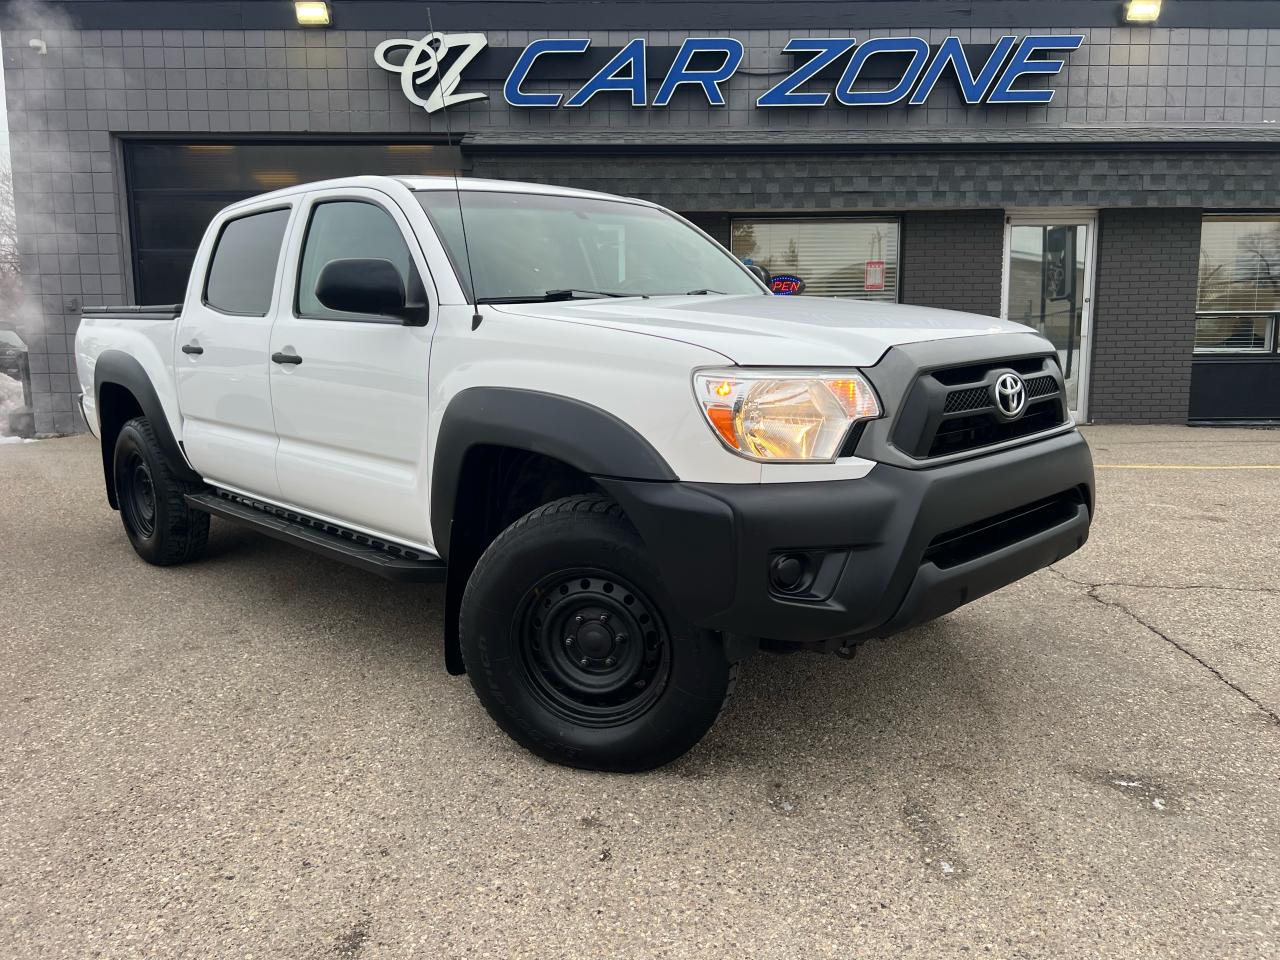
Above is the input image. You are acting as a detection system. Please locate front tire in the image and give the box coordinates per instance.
[113,417,209,566]
[460,495,737,772]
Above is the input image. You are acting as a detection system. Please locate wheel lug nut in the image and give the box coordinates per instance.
[564,638,574,648]
[599,613,610,623]
[574,616,584,625]
[615,634,626,644]
[579,659,590,668]
[604,657,616,667]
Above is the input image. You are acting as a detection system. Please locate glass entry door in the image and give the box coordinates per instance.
[1002,213,1096,419]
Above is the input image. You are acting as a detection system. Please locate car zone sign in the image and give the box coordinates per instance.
[374,32,1085,114]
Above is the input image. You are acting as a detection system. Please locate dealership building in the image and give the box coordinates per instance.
[2,0,1280,435]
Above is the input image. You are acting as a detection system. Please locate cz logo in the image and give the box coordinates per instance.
[374,32,488,114]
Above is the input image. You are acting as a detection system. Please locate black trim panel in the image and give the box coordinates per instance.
[429,387,677,557]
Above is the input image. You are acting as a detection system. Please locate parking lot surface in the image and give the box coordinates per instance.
[1,425,1277,959]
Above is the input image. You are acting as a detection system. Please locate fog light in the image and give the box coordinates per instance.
[769,554,809,593]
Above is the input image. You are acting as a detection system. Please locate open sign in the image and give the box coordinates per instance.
[770,274,805,296]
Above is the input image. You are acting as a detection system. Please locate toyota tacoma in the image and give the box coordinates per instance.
[75,176,1093,771]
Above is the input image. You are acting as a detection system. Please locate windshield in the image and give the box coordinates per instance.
[416,190,764,303]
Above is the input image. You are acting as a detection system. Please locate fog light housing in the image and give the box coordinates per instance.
[769,553,810,594]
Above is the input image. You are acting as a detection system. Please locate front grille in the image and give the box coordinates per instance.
[942,386,990,414]
[929,400,1065,458]
[891,355,1068,460]
[922,488,1086,570]
[1025,374,1057,399]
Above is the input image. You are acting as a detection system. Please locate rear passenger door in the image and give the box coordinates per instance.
[267,187,437,547]
[175,203,295,498]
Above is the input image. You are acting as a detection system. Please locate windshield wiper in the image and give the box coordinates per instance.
[476,289,630,304]
[684,289,726,295]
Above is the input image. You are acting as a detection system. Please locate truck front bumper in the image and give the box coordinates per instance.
[598,429,1094,646]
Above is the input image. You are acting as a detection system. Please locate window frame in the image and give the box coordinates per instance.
[728,215,903,303]
[292,195,430,326]
[1194,213,1280,357]
[200,204,293,318]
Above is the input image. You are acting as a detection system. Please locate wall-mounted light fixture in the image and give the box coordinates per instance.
[1123,0,1161,23]
[295,1,332,27]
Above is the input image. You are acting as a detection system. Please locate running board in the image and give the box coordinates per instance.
[185,490,446,583]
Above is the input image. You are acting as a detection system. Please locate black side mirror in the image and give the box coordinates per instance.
[316,258,423,323]
[745,263,771,287]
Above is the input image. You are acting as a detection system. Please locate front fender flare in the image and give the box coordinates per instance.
[429,387,677,556]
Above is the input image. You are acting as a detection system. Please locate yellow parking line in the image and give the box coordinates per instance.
[1096,464,1280,470]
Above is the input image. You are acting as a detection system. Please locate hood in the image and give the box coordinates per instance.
[492,295,1035,367]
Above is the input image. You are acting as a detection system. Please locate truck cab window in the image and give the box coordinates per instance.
[296,200,420,320]
[203,208,291,316]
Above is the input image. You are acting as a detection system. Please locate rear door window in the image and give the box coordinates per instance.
[203,207,291,316]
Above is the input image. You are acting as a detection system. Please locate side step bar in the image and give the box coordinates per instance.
[185,490,446,583]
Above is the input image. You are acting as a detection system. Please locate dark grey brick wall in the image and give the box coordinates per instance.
[1088,208,1202,423]
[900,210,1004,317]
[467,150,1280,213]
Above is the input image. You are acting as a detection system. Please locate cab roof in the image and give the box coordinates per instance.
[222,174,650,214]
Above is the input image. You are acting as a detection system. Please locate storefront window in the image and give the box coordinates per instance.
[730,219,900,302]
[1195,216,1280,353]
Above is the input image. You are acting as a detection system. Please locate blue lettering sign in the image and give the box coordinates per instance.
[986,34,1084,105]
[504,38,591,107]
[653,38,744,107]
[909,35,1018,105]
[565,37,647,107]
[756,38,856,108]
[835,36,930,107]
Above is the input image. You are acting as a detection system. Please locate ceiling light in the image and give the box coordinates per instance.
[1123,0,1161,23]
[295,2,331,27]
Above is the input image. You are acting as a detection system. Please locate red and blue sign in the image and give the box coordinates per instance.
[769,275,805,296]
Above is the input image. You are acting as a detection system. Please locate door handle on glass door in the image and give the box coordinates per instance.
[271,351,303,365]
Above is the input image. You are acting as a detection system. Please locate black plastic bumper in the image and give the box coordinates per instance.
[598,429,1094,645]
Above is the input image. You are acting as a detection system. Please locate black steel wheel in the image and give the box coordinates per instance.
[460,495,739,772]
[112,417,209,565]
[119,449,157,539]
[516,569,671,728]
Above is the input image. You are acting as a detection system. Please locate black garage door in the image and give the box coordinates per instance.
[123,140,462,303]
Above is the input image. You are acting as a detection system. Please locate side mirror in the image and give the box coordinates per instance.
[745,263,771,287]
[316,258,422,323]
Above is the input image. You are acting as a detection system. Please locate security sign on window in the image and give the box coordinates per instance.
[864,260,886,292]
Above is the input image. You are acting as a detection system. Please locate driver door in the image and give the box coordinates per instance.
[268,186,438,548]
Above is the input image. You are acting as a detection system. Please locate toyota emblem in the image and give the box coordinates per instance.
[993,372,1027,420]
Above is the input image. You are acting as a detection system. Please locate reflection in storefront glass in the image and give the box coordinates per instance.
[729,219,900,303]
[1008,224,1088,411]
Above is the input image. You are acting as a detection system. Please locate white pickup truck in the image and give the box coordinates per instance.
[76,175,1093,771]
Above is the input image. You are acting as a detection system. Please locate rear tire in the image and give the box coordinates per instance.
[113,416,209,566]
[460,495,737,772]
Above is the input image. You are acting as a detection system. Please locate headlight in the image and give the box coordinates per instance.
[693,368,881,462]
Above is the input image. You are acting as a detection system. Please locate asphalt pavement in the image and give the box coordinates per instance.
[1,425,1277,959]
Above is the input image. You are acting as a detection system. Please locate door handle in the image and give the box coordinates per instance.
[181,343,203,355]
[271,352,303,365]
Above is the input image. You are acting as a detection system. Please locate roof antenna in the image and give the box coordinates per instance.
[427,6,484,330]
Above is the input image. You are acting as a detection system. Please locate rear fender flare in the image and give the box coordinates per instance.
[95,350,201,507]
